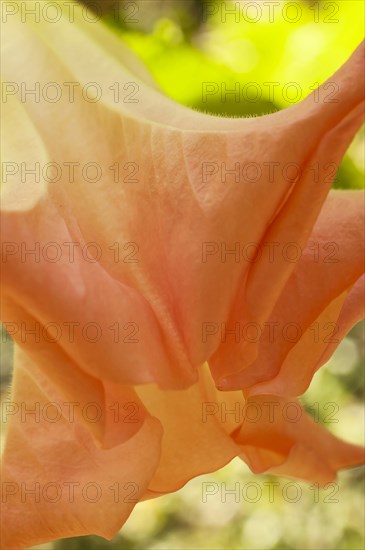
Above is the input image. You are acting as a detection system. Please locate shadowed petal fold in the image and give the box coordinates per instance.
[218,190,365,394]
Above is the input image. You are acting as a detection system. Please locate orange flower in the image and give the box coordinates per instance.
[1,4,364,548]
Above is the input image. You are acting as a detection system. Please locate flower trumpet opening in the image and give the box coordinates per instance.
[1,3,364,548]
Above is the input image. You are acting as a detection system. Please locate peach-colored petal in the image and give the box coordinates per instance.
[0,348,162,549]
[209,109,365,385]
[234,396,364,485]
[313,273,365,372]
[217,190,365,393]
[1,304,147,450]
[1,4,364,547]
[245,278,364,397]
[2,10,364,392]
[137,364,243,496]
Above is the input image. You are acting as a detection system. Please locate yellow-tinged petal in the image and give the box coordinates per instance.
[137,364,243,495]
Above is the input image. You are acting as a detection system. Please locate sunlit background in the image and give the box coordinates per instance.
[1,1,364,548]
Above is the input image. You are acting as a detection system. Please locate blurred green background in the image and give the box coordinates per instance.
[1,0,364,549]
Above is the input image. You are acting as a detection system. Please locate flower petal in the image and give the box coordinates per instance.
[234,396,364,485]
[0,348,162,549]
[2,10,363,392]
[219,190,365,394]
[137,364,243,496]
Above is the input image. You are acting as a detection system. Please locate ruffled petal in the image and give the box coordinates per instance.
[0,348,162,549]
[137,364,243,496]
[234,396,364,485]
